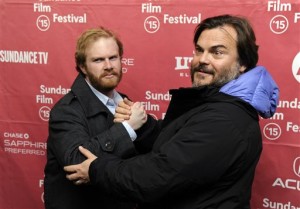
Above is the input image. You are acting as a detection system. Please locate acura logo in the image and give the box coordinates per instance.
[293,157,300,178]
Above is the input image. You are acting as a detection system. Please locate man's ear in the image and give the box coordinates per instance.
[80,66,87,75]
[239,65,247,73]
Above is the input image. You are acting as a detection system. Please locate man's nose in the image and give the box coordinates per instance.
[104,59,113,70]
[198,51,210,64]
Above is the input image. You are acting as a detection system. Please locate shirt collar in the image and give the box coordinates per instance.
[85,79,122,107]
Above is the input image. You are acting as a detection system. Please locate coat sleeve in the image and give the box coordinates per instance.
[88,106,250,203]
[133,115,162,154]
[47,103,135,167]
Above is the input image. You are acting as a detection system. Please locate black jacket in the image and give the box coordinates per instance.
[89,87,262,209]
[44,74,136,209]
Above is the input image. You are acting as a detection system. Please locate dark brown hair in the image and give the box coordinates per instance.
[193,14,259,71]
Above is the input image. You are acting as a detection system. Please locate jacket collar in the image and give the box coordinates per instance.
[71,74,112,118]
[163,86,238,127]
[220,66,279,118]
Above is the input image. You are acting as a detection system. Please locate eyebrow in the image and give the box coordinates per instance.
[211,45,228,50]
[91,54,119,60]
[196,44,228,50]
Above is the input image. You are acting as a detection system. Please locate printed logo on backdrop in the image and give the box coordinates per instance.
[292,52,300,83]
[293,157,300,178]
[263,122,282,140]
[1,3,50,65]
[121,58,135,73]
[37,15,51,31]
[141,3,201,34]
[267,0,300,34]
[33,2,87,32]
[140,90,170,119]
[175,56,193,78]
[272,156,300,191]
[274,97,300,138]
[264,95,300,141]
[37,84,71,121]
[262,156,300,209]
[0,50,48,65]
[2,132,46,156]
[39,106,51,121]
[39,178,44,203]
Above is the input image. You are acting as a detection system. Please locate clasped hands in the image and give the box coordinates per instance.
[114,98,147,130]
[64,98,147,185]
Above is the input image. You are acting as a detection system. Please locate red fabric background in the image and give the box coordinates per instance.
[0,0,299,208]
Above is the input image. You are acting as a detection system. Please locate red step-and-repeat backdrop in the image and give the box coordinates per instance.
[0,0,299,208]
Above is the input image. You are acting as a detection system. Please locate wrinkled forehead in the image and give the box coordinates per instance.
[197,25,238,48]
[218,25,238,42]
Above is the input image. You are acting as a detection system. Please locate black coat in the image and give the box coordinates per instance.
[44,74,136,209]
[89,87,262,209]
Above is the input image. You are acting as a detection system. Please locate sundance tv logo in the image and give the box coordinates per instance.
[272,157,300,191]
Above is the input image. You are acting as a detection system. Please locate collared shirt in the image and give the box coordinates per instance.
[86,80,137,141]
